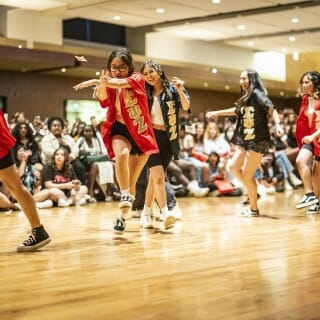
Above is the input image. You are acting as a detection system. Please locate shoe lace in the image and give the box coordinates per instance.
[120,194,134,202]
[23,229,37,245]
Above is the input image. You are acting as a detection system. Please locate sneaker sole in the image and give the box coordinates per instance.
[119,200,133,209]
[113,229,125,235]
[141,224,154,229]
[164,216,176,229]
[296,199,319,209]
[17,238,51,252]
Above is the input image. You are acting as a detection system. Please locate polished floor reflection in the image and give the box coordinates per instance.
[1,189,320,320]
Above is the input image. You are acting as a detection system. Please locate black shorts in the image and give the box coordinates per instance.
[244,140,270,154]
[110,121,143,155]
[0,151,14,170]
[302,143,313,153]
[147,129,172,170]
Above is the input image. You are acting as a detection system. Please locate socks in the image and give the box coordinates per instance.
[142,205,151,216]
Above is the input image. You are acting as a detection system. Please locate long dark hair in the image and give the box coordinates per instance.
[11,121,34,142]
[299,70,320,98]
[235,69,268,108]
[52,147,73,180]
[140,59,172,100]
[107,48,134,76]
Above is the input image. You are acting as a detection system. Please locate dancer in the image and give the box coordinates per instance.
[73,48,158,233]
[139,59,190,229]
[0,110,50,251]
[295,71,320,212]
[206,69,283,216]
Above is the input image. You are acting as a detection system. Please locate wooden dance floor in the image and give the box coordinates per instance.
[1,189,320,320]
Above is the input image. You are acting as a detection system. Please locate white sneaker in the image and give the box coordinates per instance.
[187,182,209,197]
[170,204,183,220]
[284,179,293,191]
[58,198,69,207]
[77,197,87,206]
[163,212,176,229]
[140,214,153,229]
[265,186,276,194]
[36,200,53,209]
[288,172,302,187]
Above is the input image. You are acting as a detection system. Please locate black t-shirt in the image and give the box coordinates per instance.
[42,164,77,196]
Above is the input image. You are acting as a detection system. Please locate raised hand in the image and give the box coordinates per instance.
[171,77,185,91]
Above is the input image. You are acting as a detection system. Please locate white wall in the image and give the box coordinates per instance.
[7,9,62,48]
[146,31,286,81]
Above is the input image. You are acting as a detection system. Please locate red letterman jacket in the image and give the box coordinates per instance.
[99,72,159,159]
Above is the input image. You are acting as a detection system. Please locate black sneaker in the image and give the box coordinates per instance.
[17,225,51,252]
[296,193,318,209]
[119,194,135,209]
[306,203,320,214]
[239,208,260,217]
[242,194,261,206]
[114,217,126,234]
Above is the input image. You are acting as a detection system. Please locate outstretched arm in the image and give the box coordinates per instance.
[206,107,236,120]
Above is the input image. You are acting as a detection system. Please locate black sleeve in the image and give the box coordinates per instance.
[41,165,55,184]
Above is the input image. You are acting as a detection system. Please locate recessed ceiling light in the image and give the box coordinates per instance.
[281,48,287,53]
[289,36,296,42]
[156,8,165,13]
[237,24,246,31]
[18,44,23,49]
[291,17,299,23]
[113,16,121,21]
[61,68,66,73]
[280,91,285,96]
[203,82,209,88]
[211,67,218,74]
[247,41,254,46]
[212,0,221,3]
[225,85,230,90]
[95,71,100,76]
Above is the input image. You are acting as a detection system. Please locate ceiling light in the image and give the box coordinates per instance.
[289,36,296,42]
[212,0,221,3]
[113,16,121,21]
[280,91,285,96]
[61,68,66,73]
[18,44,23,49]
[247,41,254,46]
[156,8,165,13]
[211,67,218,74]
[291,18,299,23]
[95,71,100,76]
[281,48,287,53]
[237,24,246,31]
[225,85,230,90]
[293,51,299,61]
[203,83,209,88]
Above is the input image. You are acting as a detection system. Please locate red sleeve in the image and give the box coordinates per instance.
[126,72,146,95]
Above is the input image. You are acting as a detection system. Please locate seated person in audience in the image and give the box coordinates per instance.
[259,152,284,193]
[270,125,301,189]
[35,147,88,208]
[13,145,38,194]
[40,116,87,186]
[200,151,242,197]
[77,124,116,202]
[11,121,42,167]
[167,159,209,197]
[0,187,20,212]
[203,121,231,157]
